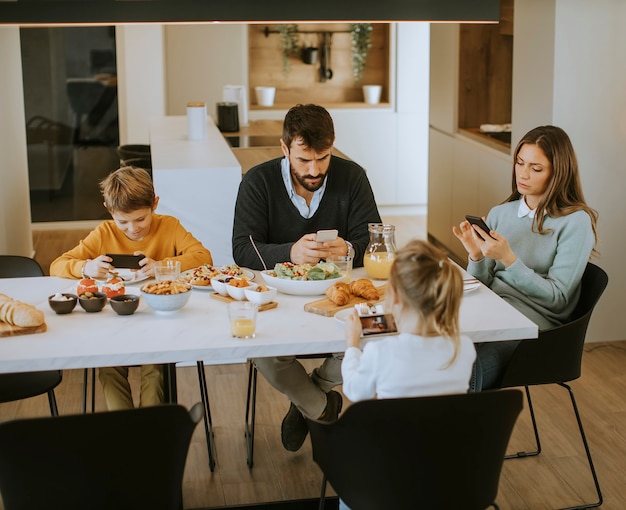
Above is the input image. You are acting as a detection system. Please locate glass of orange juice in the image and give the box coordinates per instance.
[228,301,258,339]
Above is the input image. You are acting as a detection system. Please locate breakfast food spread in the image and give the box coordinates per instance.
[184,264,249,286]
[77,277,99,296]
[141,280,191,295]
[349,278,380,300]
[271,261,341,281]
[325,282,351,305]
[228,278,250,288]
[325,279,380,305]
[102,274,125,298]
[183,264,222,286]
[0,293,45,328]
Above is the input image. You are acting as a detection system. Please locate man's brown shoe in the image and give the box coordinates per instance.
[281,403,309,452]
[321,390,343,422]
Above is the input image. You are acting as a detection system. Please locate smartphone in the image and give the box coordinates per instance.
[106,253,143,269]
[465,215,495,239]
[316,229,338,243]
[359,314,398,338]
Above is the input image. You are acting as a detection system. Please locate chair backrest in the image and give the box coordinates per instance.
[307,390,523,510]
[0,402,203,510]
[0,255,44,278]
[500,262,608,387]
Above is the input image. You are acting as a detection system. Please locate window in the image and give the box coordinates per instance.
[21,26,119,222]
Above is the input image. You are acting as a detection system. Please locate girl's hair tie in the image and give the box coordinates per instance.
[439,259,444,269]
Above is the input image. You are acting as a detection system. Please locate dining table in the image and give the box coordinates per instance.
[0,268,538,375]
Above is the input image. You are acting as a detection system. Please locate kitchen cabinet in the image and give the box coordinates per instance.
[428,128,511,262]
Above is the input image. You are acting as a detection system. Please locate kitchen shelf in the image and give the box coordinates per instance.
[250,102,391,111]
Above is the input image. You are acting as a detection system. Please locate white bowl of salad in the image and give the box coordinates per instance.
[261,261,346,296]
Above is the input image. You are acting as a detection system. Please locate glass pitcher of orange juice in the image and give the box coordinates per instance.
[363,223,397,279]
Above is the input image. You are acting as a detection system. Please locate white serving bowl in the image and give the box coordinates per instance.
[226,280,258,301]
[140,287,192,313]
[244,285,277,305]
[261,270,345,296]
[210,276,230,296]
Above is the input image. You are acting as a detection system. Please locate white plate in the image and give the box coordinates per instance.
[96,269,149,285]
[463,281,481,293]
[181,269,215,290]
[219,267,255,281]
[182,266,255,290]
[334,308,354,324]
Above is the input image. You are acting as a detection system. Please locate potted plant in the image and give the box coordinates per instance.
[350,23,373,84]
[276,24,300,78]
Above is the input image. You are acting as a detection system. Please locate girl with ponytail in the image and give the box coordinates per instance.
[341,239,476,402]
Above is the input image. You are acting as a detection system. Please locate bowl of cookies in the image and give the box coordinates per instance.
[140,280,192,313]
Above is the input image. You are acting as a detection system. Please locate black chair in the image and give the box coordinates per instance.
[498,262,608,510]
[245,353,333,467]
[83,361,216,472]
[307,390,523,510]
[0,402,203,510]
[0,255,62,416]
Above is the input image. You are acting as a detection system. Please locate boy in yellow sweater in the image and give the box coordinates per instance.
[50,166,213,410]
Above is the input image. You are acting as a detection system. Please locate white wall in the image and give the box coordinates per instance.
[116,25,166,144]
[550,0,626,341]
[164,24,248,121]
[0,28,33,257]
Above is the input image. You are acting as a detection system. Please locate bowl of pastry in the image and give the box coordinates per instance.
[261,261,346,296]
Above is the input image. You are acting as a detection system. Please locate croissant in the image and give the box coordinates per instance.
[349,278,380,301]
[325,282,351,306]
[0,294,45,328]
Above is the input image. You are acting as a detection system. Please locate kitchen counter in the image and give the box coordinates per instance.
[150,115,241,265]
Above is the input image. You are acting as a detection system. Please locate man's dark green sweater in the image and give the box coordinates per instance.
[232,156,381,270]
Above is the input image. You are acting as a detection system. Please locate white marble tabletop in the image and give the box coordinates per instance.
[0,269,537,374]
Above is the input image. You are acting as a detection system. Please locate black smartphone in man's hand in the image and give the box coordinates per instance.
[465,215,495,239]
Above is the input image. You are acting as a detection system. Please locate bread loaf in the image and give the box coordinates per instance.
[0,294,45,328]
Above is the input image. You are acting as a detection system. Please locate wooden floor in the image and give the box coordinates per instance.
[2,217,623,509]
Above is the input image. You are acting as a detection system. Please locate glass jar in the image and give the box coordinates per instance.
[363,223,397,279]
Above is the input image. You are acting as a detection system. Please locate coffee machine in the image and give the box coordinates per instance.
[222,85,248,128]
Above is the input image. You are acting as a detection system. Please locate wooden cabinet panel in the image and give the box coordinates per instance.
[248,24,390,108]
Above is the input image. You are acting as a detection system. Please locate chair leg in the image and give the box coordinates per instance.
[318,474,327,510]
[244,361,258,468]
[90,368,95,412]
[164,363,178,404]
[196,361,216,472]
[82,368,97,413]
[47,389,59,416]
[505,385,541,459]
[82,368,88,413]
[558,382,603,510]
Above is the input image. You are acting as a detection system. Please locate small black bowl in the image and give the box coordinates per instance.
[110,294,140,315]
[78,291,107,313]
[48,293,78,314]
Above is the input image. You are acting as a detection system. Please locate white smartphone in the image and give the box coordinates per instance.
[315,229,338,243]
